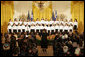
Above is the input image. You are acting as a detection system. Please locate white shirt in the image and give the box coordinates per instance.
[36,21,40,24]
[41,20,45,24]
[35,26,40,32]
[17,26,22,32]
[50,26,55,32]
[30,26,36,30]
[64,26,69,31]
[12,25,17,32]
[60,21,64,25]
[24,22,28,25]
[59,25,64,31]
[31,21,35,25]
[21,25,25,29]
[65,22,68,25]
[68,26,73,32]
[25,26,28,32]
[44,21,48,24]
[74,22,78,27]
[9,21,13,26]
[55,26,59,32]
[49,21,54,24]
[19,21,22,25]
[14,21,18,25]
[54,21,59,24]
[40,26,44,30]
[43,26,47,29]
[47,26,51,33]
[7,25,12,32]
[28,22,31,25]
[69,22,73,25]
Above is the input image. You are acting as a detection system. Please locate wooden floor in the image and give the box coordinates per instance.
[37,46,53,56]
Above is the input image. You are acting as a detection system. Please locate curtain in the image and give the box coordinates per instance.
[1,1,14,34]
[71,1,84,33]
[32,1,52,21]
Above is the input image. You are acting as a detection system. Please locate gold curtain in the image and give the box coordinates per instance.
[32,1,52,21]
[1,1,14,34]
[71,1,84,33]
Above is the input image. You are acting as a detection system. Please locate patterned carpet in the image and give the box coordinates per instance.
[37,46,53,56]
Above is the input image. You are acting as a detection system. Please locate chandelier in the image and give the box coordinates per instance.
[33,1,51,10]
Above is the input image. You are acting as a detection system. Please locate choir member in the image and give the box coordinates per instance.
[73,19,78,30]
[68,24,73,32]
[21,23,25,33]
[43,24,48,33]
[23,19,28,26]
[19,19,22,25]
[54,19,59,25]
[17,23,22,32]
[60,19,64,26]
[39,24,44,34]
[28,20,31,27]
[55,23,59,33]
[45,18,48,26]
[25,24,28,33]
[41,18,45,26]
[14,18,18,26]
[49,19,54,26]
[12,23,17,33]
[59,23,64,33]
[36,18,40,24]
[64,23,69,34]
[47,24,51,35]
[9,19,13,26]
[50,23,55,35]
[7,23,12,33]
[35,23,40,34]
[30,24,36,34]
[69,19,73,26]
[64,19,68,26]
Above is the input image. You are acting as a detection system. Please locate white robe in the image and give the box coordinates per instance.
[50,26,55,32]
[35,26,40,32]
[7,25,12,32]
[12,26,17,32]
[47,26,51,33]
[68,26,73,32]
[55,26,59,32]
[74,22,78,28]
[9,21,13,26]
[59,26,64,32]
[14,21,18,25]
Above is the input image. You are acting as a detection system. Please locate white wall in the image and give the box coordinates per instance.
[52,1,72,21]
[13,1,32,19]
[13,1,72,21]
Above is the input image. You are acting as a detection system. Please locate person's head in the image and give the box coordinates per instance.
[36,18,39,21]
[13,23,16,26]
[8,23,11,26]
[45,18,47,21]
[18,23,20,26]
[42,29,46,33]
[14,18,17,21]
[70,19,73,22]
[22,23,24,26]
[74,19,77,22]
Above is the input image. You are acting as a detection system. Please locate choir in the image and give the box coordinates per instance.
[8,18,78,34]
